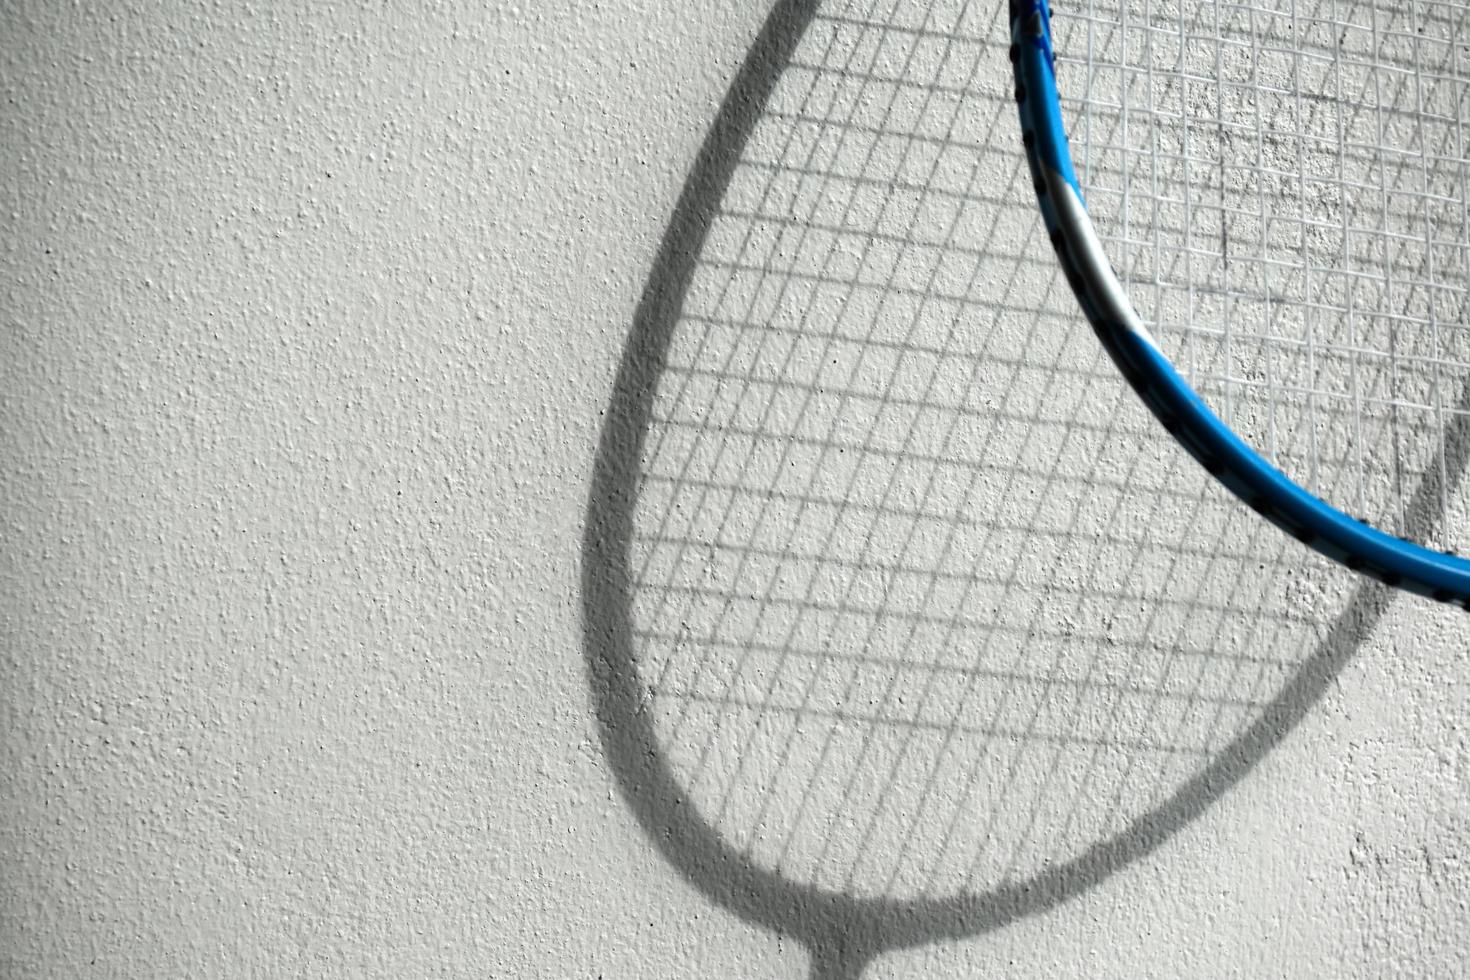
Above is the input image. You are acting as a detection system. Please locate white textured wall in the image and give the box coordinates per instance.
[2,2,1467,977]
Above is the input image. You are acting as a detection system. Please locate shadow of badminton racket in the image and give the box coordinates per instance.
[582,1,1470,976]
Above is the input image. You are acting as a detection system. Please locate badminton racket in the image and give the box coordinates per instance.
[1011,0,1470,603]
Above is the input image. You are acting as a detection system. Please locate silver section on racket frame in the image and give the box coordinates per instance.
[1043,166,1158,351]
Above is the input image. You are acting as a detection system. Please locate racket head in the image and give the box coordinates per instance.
[1011,0,1470,605]
[582,0,1458,975]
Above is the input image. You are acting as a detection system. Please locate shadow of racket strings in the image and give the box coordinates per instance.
[581,1,1470,976]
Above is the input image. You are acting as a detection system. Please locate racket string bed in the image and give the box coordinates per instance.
[1012,0,1470,603]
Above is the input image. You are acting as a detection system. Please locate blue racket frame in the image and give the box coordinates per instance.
[1010,0,1470,607]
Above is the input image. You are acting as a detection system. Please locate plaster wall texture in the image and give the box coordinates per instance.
[1,2,1467,978]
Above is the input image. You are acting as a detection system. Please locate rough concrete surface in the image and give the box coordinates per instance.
[2,1,1467,978]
